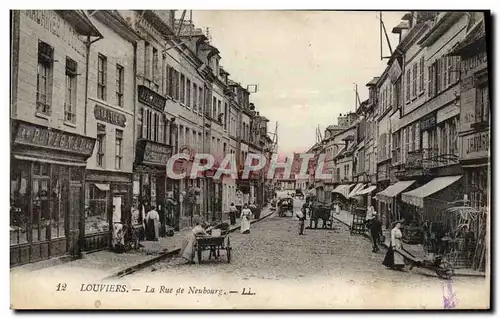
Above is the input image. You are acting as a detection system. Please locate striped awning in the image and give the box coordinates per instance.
[347,183,365,198]
[357,185,377,195]
[401,175,463,208]
[375,180,416,204]
[332,184,352,198]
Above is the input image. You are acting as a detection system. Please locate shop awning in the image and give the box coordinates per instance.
[376,180,416,204]
[94,183,110,191]
[401,175,462,208]
[357,185,377,195]
[332,184,352,198]
[347,183,365,198]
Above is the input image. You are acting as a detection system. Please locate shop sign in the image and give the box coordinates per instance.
[420,112,437,131]
[94,105,126,127]
[461,131,489,160]
[138,85,166,111]
[136,139,172,165]
[14,121,95,157]
[388,60,402,83]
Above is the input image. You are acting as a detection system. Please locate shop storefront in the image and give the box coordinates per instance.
[83,170,132,252]
[375,180,416,229]
[134,139,173,235]
[10,120,95,266]
[401,175,464,224]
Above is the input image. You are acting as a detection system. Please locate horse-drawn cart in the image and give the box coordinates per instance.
[196,235,232,264]
[308,202,334,229]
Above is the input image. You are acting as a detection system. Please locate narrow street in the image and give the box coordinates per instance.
[120,199,487,308]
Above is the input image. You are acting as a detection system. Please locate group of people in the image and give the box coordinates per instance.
[364,205,406,270]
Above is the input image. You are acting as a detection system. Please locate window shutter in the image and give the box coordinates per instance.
[436,59,441,92]
[415,63,418,96]
[406,70,411,103]
[415,122,420,150]
[416,61,420,94]
[427,65,432,98]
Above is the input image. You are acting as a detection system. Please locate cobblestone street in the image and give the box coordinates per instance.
[121,199,488,308]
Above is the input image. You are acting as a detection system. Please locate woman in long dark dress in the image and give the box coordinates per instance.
[382,221,405,270]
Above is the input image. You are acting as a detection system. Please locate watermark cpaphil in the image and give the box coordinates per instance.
[164,152,331,180]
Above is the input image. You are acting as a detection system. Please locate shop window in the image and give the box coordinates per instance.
[10,162,30,245]
[115,129,123,170]
[85,184,109,235]
[70,166,83,182]
[116,64,124,107]
[96,124,106,168]
[32,162,50,243]
[37,40,54,115]
[64,57,77,123]
[50,165,66,239]
[97,53,107,101]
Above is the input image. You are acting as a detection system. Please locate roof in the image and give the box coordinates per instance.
[57,10,102,37]
[449,19,486,56]
[392,20,410,33]
[365,77,379,87]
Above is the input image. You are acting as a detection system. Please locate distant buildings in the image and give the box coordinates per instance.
[308,11,490,230]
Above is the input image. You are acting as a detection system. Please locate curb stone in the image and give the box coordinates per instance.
[105,209,276,279]
[331,215,486,278]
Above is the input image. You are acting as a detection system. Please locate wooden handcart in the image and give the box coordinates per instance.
[196,235,232,264]
[398,247,454,280]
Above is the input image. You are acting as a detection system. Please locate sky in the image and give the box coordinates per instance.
[190,11,405,157]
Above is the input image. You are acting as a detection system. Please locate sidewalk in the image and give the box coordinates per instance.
[331,210,486,277]
[11,206,274,279]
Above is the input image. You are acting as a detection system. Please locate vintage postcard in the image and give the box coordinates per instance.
[9,9,490,309]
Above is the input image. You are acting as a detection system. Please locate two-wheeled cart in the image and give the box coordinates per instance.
[196,235,232,264]
[398,247,454,279]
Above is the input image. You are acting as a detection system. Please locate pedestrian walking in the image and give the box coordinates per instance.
[229,203,237,225]
[240,204,252,234]
[297,202,308,235]
[369,213,382,252]
[382,221,405,270]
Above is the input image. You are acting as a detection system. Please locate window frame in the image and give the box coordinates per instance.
[64,57,77,123]
[96,124,106,168]
[116,64,124,107]
[115,129,123,170]
[97,53,107,101]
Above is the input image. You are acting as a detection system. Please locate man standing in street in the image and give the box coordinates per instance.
[229,203,237,226]
[369,213,383,253]
[298,202,308,235]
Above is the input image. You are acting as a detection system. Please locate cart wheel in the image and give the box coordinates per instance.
[436,261,454,279]
[197,248,202,264]
[226,237,231,263]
